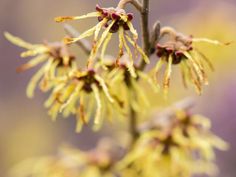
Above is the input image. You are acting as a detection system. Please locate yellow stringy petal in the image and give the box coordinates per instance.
[180,62,188,88]
[125,35,150,63]
[94,18,108,42]
[152,58,164,83]
[195,49,214,71]
[192,38,231,46]
[20,46,48,58]
[127,22,138,40]
[55,12,100,22]
[17,55,48,72]
[183,51,205,83]
[44,83,66,108]
[95,21,116,53]
[4,32,35,49]
[100,33,112,60]
[163,55,173,92]
[64,26,97,44]
[95,75,114,103]
[88,21,116,67]
[120,29,137,78]
[92,84,102,125]
[60,83,83,112]
[183,60,202,95]
[26,63,48,98]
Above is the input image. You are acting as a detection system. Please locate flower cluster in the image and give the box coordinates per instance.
[5,2,230,177]
[45,68,121,131]
[103,61,159,112]
[45,60,158,131]
[120,108,228,177]
[10,139,121,177]
[152,27,229,94]
[55,4,149,75]
[8,107,228,177]
[4,32,77,98]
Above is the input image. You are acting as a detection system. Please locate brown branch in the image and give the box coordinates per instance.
[117,0,142,11]
[129,108,140,146]
[138,0,150,70]
[128,0,150,146]
[63,24,91,55]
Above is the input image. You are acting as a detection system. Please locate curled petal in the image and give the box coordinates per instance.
[20,46,48,58]
[64,26,97,44]
[60,83,83,112]
[192,38,231,46]
[16,55,48,72]
[183,60,202,95]
[125,35,150,63]
[88,20,116,67]
[163,55,173,92]
[95,75,114,103]
[127,21,138,40]
[100,33,112,61]
[152,58,165,83]
[4,32,35,49]
[120,28,137,78]
[94,18,108,42]
[183,51,205,84]
[92,84,102,125]
[55,12,100,22]
[26,63,49,98]
[194,49,214,71]
[180,62,188,88]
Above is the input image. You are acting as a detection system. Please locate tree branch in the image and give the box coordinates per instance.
[64,24,91,55]
[129,107,140,145]
[117,0,142,11]
[138,0,150,70]
[128,0,150,146]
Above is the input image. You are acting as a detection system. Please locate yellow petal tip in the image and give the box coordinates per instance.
[54,16,74,23]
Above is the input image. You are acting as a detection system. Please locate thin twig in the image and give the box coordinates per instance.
[128,0,150,146]
[138,0,150,70]
[129,108,140,145]
[117,0,142,11]
[64,24,91,55]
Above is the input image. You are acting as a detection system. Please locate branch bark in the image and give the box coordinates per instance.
[117,0,142,11]
[129,0,150,146]
[138,0,150,70]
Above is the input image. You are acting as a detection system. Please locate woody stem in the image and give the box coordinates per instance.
[117,0,142,11]
[139,0,150,70]
[129,0,150,146]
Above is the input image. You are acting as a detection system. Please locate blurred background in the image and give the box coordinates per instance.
[0,0,236,176]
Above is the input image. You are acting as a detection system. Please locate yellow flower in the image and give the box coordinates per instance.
[45,69,123,132]
[103,61,159,114]
[4,32,77,98]
[55,4,149,73]
[152,27,230,94]
[10,142,116,177]
[120,109,228,177]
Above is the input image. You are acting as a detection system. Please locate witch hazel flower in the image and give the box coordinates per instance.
[101,60,159,114]
[55,4,149,77]
[45,69,124,132]
[152,27,230,94]
[4,32,77,98]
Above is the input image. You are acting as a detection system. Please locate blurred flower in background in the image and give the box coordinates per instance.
[0,0,236,177]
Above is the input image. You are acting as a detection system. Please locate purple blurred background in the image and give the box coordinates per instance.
[1,0,236,176]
